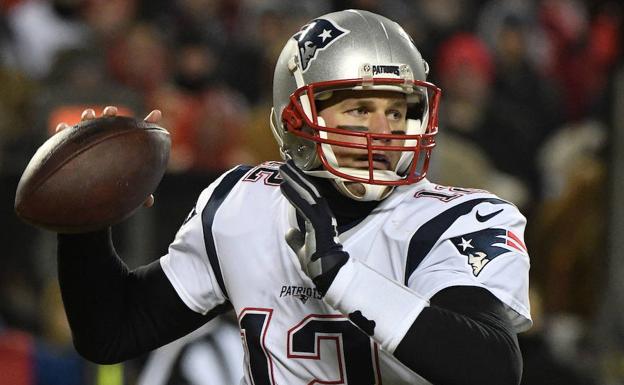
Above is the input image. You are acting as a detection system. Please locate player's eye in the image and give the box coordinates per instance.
[388,110,404,121]
[346,106,369,117]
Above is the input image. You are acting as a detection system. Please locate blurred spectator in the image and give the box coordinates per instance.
[149,84,198,171]
[34,280,86,385]
[0,65,37,173]
[167,0,229,46]
[81,0,138,44]
[539,0,621,121]
[235,6,305,162]
[136,314,244,385]
[34,46,143,139]
[245,101,284,164]
[172,33,221,95]
[0,268,39,334]
[429,33,530,207]
[408,0,482,60]
[150,85,254,173]
[519,288,596,385]
[146,31,254,172]
[521,118,609,383]
[4,0,90,79]
[189,87,255,171]
[531,120,608,318]
[223,7,285,104]
[481,14,564,203]
[0,320,33,385]
[227,1,331,103]
[1,6,17,67]
[477,0,549,69]
[0,281,87,385]
[107,22,170,96]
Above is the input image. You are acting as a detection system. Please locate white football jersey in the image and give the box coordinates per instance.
[160,162,531,385]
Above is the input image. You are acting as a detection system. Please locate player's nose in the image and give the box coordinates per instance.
[369,112,392,139]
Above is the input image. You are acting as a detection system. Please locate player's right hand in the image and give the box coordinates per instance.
[54,106,162,208]
[279,160,350,295]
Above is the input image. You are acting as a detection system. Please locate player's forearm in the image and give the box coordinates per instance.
[323,260,521,385]
[57,228,130,362]
[394,286,522,385]
[56,229,219,364]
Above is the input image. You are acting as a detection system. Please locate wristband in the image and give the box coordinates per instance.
[324,258,429,353]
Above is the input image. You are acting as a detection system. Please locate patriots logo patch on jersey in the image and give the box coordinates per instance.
[293,18,349,71]
[451,228,527,276]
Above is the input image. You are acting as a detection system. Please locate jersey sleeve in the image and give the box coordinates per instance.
[407,200,532,333]
[160,166,251,314]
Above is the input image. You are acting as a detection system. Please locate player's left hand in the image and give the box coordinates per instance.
[279,160,349,295]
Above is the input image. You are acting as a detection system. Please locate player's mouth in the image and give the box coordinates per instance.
[352,153,392,170]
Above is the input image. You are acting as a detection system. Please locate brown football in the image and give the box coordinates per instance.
[14,116,170,233]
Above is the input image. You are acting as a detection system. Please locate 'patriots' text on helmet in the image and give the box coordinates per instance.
[270,9,441,201]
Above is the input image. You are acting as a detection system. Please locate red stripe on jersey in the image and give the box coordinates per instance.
[506,231,527,253]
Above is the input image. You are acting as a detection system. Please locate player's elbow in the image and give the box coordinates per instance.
[492,346,523,385]
[478,334,523,385]
[72,336,127,365]
[450,342,522,385]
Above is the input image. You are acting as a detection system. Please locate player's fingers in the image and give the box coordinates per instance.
[55,122,70,133]
[143,194,155,208]
[279,160,322,200]
[144,109,162,123]
[102,106,118,117]
[80,108,96,121]
[285,228,305,253]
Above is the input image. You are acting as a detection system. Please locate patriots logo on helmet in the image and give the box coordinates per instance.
[451,228,527,276]
[294,18,349,71]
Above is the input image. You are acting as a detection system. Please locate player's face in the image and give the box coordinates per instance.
[317,90,408,172]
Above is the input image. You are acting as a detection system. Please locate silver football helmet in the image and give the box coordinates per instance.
[270,9,441,201]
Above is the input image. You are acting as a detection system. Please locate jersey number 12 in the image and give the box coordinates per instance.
[240,308,381,384]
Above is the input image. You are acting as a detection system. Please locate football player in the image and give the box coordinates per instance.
[56,10,531,385]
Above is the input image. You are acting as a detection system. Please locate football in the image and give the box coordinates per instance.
[14,116,170,233]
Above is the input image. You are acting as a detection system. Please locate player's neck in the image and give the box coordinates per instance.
[311,177,380,231]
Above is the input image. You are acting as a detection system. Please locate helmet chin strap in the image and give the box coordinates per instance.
[339,181,394,201]
[395,117,423,174]
[305,168,395,201]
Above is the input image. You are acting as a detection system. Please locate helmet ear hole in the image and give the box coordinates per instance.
[282,105,304,131]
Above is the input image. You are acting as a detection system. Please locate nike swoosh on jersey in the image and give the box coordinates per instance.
[475,208,504,222]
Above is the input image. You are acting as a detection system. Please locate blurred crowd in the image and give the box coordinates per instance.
[0,0,623,384]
